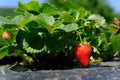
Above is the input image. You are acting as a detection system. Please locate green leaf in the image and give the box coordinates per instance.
[20,14,37,25]
[74,11,80,21]
[111,34,120,52]
[65,1,80,10]
[11,15,24,25]
[55,23,78,32]
[92,46,100,55]
[23,29,45,53]
[16,30,25,47]
[16,1,26,14]
[103,43,112,51]
[40,3,58,15]
[87,14,107,28]
[77,7,91,18]
[0,16,18,31]
[0,16,15,26]
[23,39,44,54]
[38,13,55,26]
[26,0,40,12]
[25,21,38,29]
[45,34,63,52]
[0,46,8,59]
[16,1,40,14]
[60,12,74,22]
[2,24,18,31]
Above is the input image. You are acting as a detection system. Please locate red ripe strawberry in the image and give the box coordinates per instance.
[74,44,92,67]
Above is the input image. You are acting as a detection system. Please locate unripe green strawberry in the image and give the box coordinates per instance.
[2,31,12,41]
[74,44,92,67]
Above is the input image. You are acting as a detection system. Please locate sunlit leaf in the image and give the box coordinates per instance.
[0,16,15,26]
[38,13,55,26]
[11,15,24,25]
[55,23,78,32]
[40,3,58,15]
[16,1,40,14]
[20,14,37,25]
[60,12,74,22]
[88,14,107,28]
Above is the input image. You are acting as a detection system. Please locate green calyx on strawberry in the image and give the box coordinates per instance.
[74,43,92,68]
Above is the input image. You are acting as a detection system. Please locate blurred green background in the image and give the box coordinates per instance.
[0,0,120,23]
[0,8,18,17]
[45,0,120,23]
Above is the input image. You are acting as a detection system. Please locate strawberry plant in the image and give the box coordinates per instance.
[0,0,119,69]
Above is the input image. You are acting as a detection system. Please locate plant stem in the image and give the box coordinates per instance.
[78,32,83,44]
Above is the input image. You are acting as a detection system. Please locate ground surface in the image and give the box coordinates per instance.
[0,60,120,80]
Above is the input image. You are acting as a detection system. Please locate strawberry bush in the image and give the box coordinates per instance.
[0,0,120,69]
